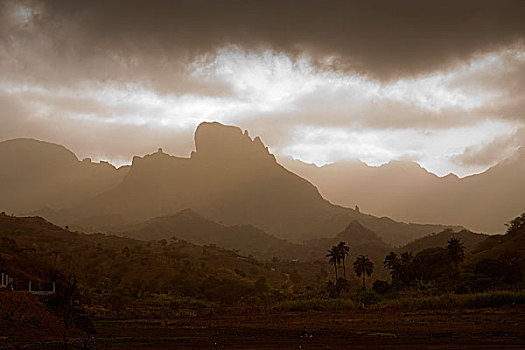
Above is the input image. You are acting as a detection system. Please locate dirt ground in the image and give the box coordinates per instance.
[89,307,525,349]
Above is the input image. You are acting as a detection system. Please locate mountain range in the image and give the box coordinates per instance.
[280,149,525,234]
[118,209,394,263]
[1,122,458,245]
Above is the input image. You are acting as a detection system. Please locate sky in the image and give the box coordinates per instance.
[1,0,524,177]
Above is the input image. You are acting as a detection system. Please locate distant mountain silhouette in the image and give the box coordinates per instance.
[122,210,396,263]
[0,123,455,244]
[280,148,525,233]
[119,208,305,259]
[62,122,455,243]
[0,138,128,214]
[335,220,387,246]
[400,229,488,254]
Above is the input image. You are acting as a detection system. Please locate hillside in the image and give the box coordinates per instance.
[0,214,323,303]
[280,148,525,233]
[119,210,402,263]
[401,229,488,254]
[40,122,453,245]
[0,138,129,214]
[119,208,305,260]
[469,213,525,263]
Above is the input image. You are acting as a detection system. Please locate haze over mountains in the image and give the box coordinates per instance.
[0,122,454,246]
[280,150,525,234]
[0,138,129,214]
[120,208,305,260]
[119,209,393,263]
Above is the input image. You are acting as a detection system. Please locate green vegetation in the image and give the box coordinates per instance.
[382,290,525,310]
[0,212,524,344]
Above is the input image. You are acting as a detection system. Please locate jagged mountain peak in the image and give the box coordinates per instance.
[191,121,275,162]
[336,220,384,245]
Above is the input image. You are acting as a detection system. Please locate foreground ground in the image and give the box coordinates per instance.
[7,307,523,349]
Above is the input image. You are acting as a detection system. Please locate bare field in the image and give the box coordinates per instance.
[91,307,525,349]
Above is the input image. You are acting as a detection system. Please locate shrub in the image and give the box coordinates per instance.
[354,289,381,306]
[372,280,391,294]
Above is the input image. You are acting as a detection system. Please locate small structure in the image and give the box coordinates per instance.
[28,281,56,295]
[1,271,14,290]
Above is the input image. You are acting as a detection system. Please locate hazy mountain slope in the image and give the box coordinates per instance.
[0,213,306,301]
[401,229,488,254]
[120,208,306,259]
[122,211,396,265]
[279,148,525,233]
[57,122,452,244]
[0,138,129,214]
[470,214,525,263]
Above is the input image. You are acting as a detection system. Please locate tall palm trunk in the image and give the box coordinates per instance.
[362,274,366,289]
[334,262,338,281]
[342,258,347,281]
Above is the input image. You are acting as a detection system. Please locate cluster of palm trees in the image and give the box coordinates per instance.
[383,237,465,286]
[326,241,374,289]
[327,238,466,291]
[383,251,419,286]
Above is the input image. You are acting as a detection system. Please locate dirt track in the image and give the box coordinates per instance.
[94,307,525,349]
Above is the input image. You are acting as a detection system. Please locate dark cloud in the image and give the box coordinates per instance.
[3,0,525,81]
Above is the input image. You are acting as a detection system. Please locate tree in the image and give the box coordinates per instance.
[446,237,465,273]
[62,276,77,345]
[353,255,374,289]
[326,246,340,282]
[337,241,350,281]
[383,251,398,270]
[383,251,400,284]
[400,251,414,265]
[506,213,525,236]
[49,276,94,346]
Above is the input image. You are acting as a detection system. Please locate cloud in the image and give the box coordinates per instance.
[1,44,524,174]
[0,91,196,165]
[278,121,517,176]
[2,0,525,82]
[0,0,524,176]
[452,126,525,167]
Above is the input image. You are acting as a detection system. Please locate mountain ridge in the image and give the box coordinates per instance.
[0,123,457,245]
[279,148,525,233]
[0,138,129,214]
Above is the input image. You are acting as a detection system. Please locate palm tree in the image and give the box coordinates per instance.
[399,251,415,283]
[383,251,398,270]
[383,251,399,282]
[337,241,350,281]
[353,255,374,289]
[446,237,465,272]
[326,245,340,282]
[400,251,414,264]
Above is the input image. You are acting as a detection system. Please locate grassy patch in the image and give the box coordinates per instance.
[273,298,358,312]
[381,290,525,310]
